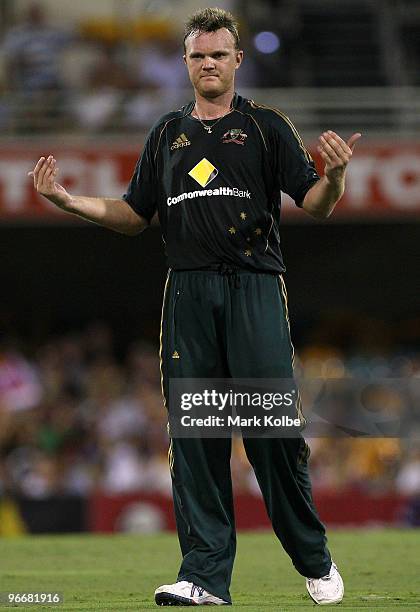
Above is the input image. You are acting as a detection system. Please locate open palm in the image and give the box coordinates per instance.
[28,155,71,209]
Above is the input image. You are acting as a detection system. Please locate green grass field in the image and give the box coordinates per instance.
[0,530,419,611]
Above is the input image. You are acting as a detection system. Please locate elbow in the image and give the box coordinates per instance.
[302,203,331,221]
[123,205,149,235]
[125,225,145,236]
[123,213,149,236]
[124,216,149,236]
[310,208,332,221]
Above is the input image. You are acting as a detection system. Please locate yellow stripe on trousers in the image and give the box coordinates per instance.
[278,275,306,427]
[159,269,175,475]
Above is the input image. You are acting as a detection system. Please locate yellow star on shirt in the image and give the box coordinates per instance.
[244,249,252,257]
[228,227,236,234]
[254,228,262,235]
[240,212,247,220]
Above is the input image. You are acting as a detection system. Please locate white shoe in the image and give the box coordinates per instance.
[306,562,344,605]
[154,580,229,606]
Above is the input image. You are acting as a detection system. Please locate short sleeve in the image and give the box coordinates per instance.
[272,114,320,207]
[122,128,158,223]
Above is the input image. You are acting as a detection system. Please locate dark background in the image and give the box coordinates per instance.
[2,222,418,353]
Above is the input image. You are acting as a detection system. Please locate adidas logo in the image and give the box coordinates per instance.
[172,350,180,359]
[171,133,191,150]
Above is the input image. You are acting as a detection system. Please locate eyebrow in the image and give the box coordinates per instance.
[188,50,230,57]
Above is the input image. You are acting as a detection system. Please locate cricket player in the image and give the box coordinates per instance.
[30,7,361,606]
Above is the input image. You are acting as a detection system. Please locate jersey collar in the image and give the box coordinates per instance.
[184,92,241,117]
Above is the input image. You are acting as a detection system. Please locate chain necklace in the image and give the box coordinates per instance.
[193,103,233,134]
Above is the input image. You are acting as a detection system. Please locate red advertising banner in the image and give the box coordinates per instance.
[0,142,419,222]
[88,490,410,532]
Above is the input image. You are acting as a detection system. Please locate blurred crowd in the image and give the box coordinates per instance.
[0,3,257,133]
[1,322,419,502]
[0,324,171,499]
[0,1,419,133]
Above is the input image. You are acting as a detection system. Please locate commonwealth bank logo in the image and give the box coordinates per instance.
[188,158,218,188]
[171,133,191,150]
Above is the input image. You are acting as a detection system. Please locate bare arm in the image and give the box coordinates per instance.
[302,131,361,219]
[29,155,148,235]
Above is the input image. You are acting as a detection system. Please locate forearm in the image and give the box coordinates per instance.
[302,174,345,220]
[303,129,361,219]
[65,196,147,235]
[30,156,148,235]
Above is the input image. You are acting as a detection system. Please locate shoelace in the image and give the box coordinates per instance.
[190,585,205,598]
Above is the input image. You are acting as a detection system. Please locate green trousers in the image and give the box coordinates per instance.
[160,268,331,604]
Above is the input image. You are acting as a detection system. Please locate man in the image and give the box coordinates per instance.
[30,7,360,606]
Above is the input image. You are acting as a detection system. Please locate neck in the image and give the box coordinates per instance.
[193,89,234,119]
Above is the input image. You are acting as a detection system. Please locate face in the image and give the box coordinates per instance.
[184,28,243,99]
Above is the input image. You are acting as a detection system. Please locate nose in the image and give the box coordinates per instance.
[202,56,216,71]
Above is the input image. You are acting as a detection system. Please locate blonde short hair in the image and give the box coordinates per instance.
[184,7,240,51]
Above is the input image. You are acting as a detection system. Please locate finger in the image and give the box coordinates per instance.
[36,155,51,186]
[37,155,54,188]
[43,158,56,183]
[321,133,348,160]
[33,156,46,174]
[317,145,334,166]
[320,134,351,166]
[326,131,352,157]
[319,135,342,164]
[29,156,45,186]
[347,132,362,151]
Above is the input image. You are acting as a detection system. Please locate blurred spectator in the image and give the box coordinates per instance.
[343,438,401,492]
[136,38,188,91]
[100,440,148,493]
[6,448,60,498]
[1,2,73,131]
[125,37,189,129]
[70,43,138,132]
[0,344,42,412]
[396,446,420,495]
[396,445,420,526]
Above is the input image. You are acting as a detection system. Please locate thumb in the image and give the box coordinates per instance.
[347,132,362,152]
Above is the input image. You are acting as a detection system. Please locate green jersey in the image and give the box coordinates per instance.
[123,93,319,273]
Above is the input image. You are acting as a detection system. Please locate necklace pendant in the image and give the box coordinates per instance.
[205,125,212,134]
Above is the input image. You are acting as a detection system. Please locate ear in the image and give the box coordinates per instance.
[235,50,243,69]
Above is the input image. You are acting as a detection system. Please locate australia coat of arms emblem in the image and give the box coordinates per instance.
[221,128,248,145]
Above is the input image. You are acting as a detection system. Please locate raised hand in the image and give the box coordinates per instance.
[317,131,362,183]
[28,155,71,209]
